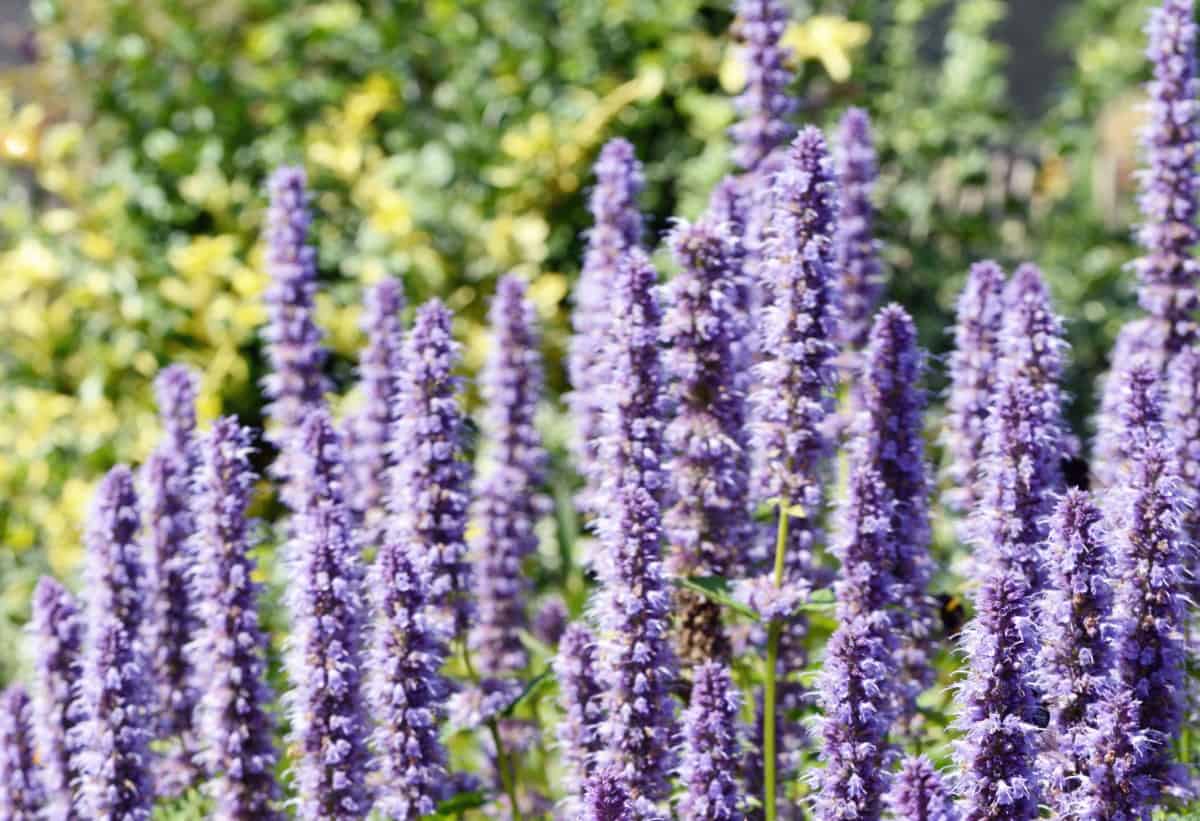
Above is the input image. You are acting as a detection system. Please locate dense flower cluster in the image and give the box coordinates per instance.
[833,108,884,349]
[345,277,405,546]
[569,138,645,515]
[678,663,744,820]
[0,685,44,820]
[887,756,957,821]
[555,624,604,796]
[731,0,796,173]
[141,364,202,792]
[285,412,371,820]
[190,419,283,820]
[469,275,548,676]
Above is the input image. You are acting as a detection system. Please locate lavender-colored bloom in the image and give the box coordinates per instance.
[677,663,744,820]
[0,686,44,820]
[942,260,1006,518]
[391,299,473,636]
[813,612,897,821]
[369,302,462,817]
[734,575,809,623]
[569,139,644,515]
[751,126,840,583]
[663,217,753,662]
[973,265,1069,593]
[555,624,604,795]
[951,567,1040,820]
[533,595,569,647]
[582,765,668,821]
[1168,348,1200,600]
[594,249,678,802]
[72,466,155,820]
[833,108,884,349]
[887,756,958,821]
[1075,685,1155,820]
[142,365,202,792]
[285,411,371,820]
[262,166,330,500]
[190,419,282,821]
[731,0,796,173]
[346,277,405,546]
[1133,0,1200,352]
[707,175,753,329]
[445,678,524,732]
[469,275,548,676]
[1107,364,1187,804]
[28,577,84,820]
[1035,489,1114,807]
[1093,318,1163,489]
[839,306,935,727]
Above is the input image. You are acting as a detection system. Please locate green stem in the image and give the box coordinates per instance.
[764,507,790,821]
[489,719,524,821]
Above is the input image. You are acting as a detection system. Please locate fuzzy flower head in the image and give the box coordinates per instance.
[346,276,405,546]
[555,623,604,796]
[1134,0,1200,344]
[582,765,667,821]
[751,126,840,580]
[190,418,283,820]
[593,249,679,801]
[677,663,744,820]
[1108,364,1187,803]
[813,612,897,820]
[569,139,645,513]
[470,275,549,676]
[731,0,797,172]
[887,755,958,821]
[285,411,371,820]
[952,568,1040,820]
[392,299,473,636]
[734,574,809,622]
[446,679,524,732]
[942,260,1006,517]
[154,364,200,455]
[1076,684,1156,820]
[663,216,753,581]
[1167,346,1200,599]
[28,576,84,821]
[833,107,884,348]
[0,685,45,821]
[262,165,330,494]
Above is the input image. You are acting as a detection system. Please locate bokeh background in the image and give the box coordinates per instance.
[0,0,1163,684]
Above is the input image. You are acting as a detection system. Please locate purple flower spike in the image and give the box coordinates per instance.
[469,275,548,676]
[751,126,840,582]
[887,755,958,821]
[839,305,935,729]
[582,765,667,821]
[663,217,753,662]
[1134,0,1200,351]
[533,595,569,647]
[347,277,405,547]
[731,0,797,173]
[1035,489,1114,808]
[1167,347,1200,599]
[0,686,45,821]
[1107,363,1187,806]
[973,264,1069,593]
[569,139,644,515]
[834,108,884,349]
[813,612,897,821]
[262,165,330,502]
[28,577,84,821]
[143,365,203,792]
[942,261,1006,518]
[190,419,283,821]
[951,568,1040,820]
[594,249,678,802]
[1076,685,1155,820]
[555,623,604,796]
[392,299,473,637]
[285,411,371,820]
[1093,318,1163,490]
[369,302,461,817]
[706,175,753,329]
[678,663,744,820]
[73,465,155,820]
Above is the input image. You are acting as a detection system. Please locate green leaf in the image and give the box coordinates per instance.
[793,587,835,614]
[502,668,553,717]
[676,575,758,621]
[430,790,488,817]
